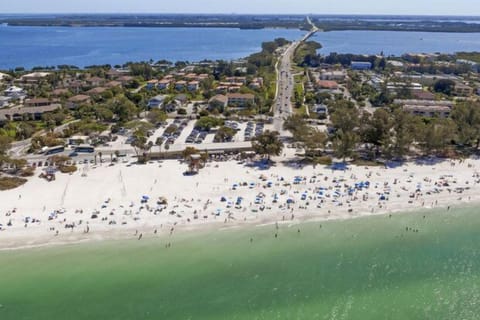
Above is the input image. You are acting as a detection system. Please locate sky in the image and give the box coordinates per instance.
[0,0,479,16]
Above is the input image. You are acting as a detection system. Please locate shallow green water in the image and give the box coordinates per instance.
[1,206,480,320]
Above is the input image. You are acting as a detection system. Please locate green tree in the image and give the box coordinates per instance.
[451,101,480,147]
[147,109,167,125]
[361,108,394,158]
[433,79,455,95]
[332,130,358,162]
[417,119,456,155]
[195,116,224,131]
[0,135,12,155]
[252,130,284,160]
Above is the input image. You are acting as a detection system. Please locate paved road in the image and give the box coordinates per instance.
[273,19,318,136]
[8,120,80,158]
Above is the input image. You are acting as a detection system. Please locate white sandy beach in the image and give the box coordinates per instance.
[1,149,480,250]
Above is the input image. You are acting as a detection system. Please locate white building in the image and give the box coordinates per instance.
[4,86,26,99]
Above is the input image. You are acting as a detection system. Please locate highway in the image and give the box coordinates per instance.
[273,17,318,135]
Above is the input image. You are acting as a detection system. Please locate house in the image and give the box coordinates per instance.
[4,86,26,99]
[175,81,187,91]
[157,79,171,90]
[226,93,255,108]
[118,76,135,86]
[146,80,158,90]
[185,73,198,80]
[67,80,84,93]
[175,94,188,106]
[454,83,474,97]
[105,81,122,88]
[187,81,200,91]
[18,72,50,84]
[25,98,59,107]
[317,80,339,90]
[51,88,70,97]
[85,87,107,96]
[320,70,346,81]
[209,95,228,111]
[86,76,104,87]
[147,95,166,109]
[67,95,91,109]
[0,104,62,121]
[350,61,372,70]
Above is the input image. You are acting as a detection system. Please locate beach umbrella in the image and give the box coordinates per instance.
[287,198,295,204]
[142,195,150,200]
[221,196,227,202]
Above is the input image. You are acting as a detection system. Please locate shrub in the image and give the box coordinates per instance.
[0,177,27,190]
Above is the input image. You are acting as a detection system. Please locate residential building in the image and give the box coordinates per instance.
[400,74,459,86]
[412,91,436,100]
[158,79,171,90]
[4,86,26,99]
[320,70,346,81]
[106,69,122,79]
[146,80,158,90]
[457,59,480,72]
[17,72,50,85]
[85,87,107,96]
[105,81,122,88]
[208,95,228,110]
[454,83,474,97]
[0,96,12,108]
[147,95,166,109]
[187,81,200,91]
[225,77,246,84]
[67,95,91,109]
[51,88,70,97]
[403,105,452,118]
[227,93,255,108]
[118,76,135,85]
[175,81,187,91]
[387,82,423,95]
[25,98,59,107]
[394,99,454,108]
[350,61,372,70]
[316,80,339,90]
[86,76,104,87]
[0,104,62,121]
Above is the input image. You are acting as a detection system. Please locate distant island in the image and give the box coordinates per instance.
[2,14,480,33]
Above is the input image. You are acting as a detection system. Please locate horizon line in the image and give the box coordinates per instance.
[1,13,480,17]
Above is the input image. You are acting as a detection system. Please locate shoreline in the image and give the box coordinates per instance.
[1,152,480,251]
[0,200,475,252]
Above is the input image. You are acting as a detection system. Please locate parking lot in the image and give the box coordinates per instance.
[146,119,273,152]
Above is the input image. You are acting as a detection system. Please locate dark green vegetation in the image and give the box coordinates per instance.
[285,100,480,162]
[4,14,480,33]
[251,130,284,159]
[1,206,480,319]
